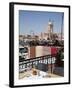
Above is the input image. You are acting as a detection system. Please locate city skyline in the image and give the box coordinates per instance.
[19,10,64,35]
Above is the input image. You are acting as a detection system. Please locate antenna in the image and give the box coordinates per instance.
[61,13,64,40]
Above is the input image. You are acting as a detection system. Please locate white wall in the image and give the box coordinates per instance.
[36,46,51,57]
[0,0,72,89]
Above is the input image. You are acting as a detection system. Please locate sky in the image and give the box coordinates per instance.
[19,10,64,35]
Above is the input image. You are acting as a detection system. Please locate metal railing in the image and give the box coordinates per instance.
[19,54,56,73]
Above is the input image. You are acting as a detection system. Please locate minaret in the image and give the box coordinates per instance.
[48,20,53,40]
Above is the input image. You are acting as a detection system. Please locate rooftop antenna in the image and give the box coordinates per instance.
[61,13,64,41]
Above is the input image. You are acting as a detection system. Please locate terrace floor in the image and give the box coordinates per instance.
[19,68,63,79]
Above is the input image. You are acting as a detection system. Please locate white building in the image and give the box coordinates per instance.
[39,21,54,40]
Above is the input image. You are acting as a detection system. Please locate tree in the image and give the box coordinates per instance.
[56,48,64,67]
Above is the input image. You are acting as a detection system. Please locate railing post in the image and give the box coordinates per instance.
[47,56,48,72]
[51,56,52,73]
[32,62,33,68]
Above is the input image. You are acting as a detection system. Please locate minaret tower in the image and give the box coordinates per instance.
[48,20,53,40]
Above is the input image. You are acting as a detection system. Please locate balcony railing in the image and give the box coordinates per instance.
[19,54,56,73]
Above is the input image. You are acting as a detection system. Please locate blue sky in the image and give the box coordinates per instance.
[19,10,64,35]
